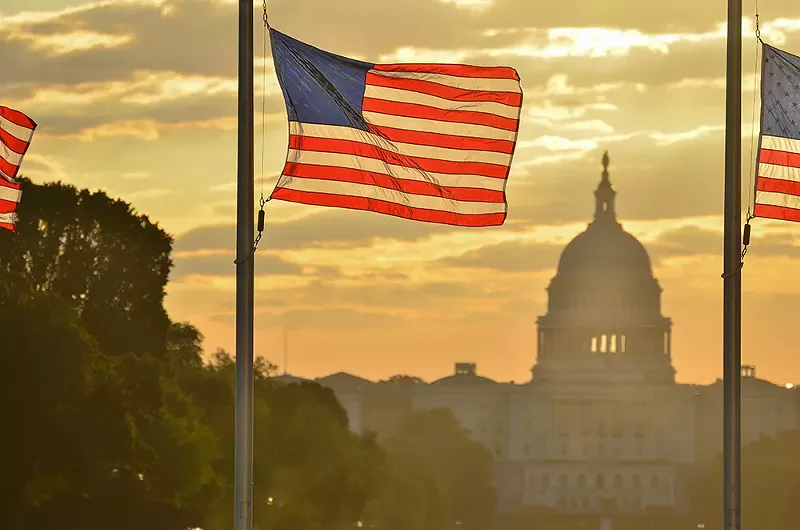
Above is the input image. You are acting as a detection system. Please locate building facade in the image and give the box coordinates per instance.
[293,153,798,516]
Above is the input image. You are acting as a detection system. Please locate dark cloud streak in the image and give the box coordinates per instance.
[170,252,302,281]
[174,209,459,252]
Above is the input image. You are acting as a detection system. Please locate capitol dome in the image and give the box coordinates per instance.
[543,151,663,319]
[557,224,653,277]
[533,151,674,385]
[555,151,653,279]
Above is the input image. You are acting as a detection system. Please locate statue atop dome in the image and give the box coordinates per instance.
[594,150,617,224]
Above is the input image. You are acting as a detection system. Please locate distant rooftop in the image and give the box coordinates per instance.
[455,362,477,376]
[431,362,501,386]
[270,373,308,385]
[289,363,796,393]
[316,372,374,391]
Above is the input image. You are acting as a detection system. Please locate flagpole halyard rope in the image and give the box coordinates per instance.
[234,0,271,265]
[255,0,270,249]
[746,11,761,219]
[735,3,761,273]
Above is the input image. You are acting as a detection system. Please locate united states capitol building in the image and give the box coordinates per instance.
[280,153,799,516]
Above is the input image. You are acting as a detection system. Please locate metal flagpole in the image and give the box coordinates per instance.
[234,0,255,528]
[722,0,742,528]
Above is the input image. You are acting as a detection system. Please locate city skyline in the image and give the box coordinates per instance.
[4,0,800,386]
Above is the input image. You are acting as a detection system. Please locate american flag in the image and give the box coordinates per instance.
[0,106,37,232]
[754,44,800,222]
[269,28,522,227]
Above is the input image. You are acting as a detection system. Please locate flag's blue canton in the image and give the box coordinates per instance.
[270,29,374,132]
[762,44,800,140]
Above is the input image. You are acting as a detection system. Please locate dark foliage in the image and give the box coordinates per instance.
[0,180,497,530]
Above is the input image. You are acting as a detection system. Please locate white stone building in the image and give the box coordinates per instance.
[297,153,798,516]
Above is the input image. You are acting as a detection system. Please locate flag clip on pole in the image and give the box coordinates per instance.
[723,0,743,529]
[234,0,255,529]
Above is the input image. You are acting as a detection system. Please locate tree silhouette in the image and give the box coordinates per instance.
[0,179,500,530]
[374,408,497,530]
[0,178,173,359]
[381,374,426,385]
[0,276,216,530]
[690,430,800,530]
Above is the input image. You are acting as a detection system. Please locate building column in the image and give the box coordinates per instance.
[538,330,545,358]
[665,329,671,358]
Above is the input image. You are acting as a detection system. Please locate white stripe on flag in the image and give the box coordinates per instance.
[0,117,34,143]
[368,70,520,93]
[0,212,17,224]
[0,184,21,203]
[758,162,800,182]
[288,122,513,166]
[286,149,506,191]
[364,85,521,120]
[362,112,517,141]
[756,190,800,210]
[761,135,800,155]
[1,145,23,166]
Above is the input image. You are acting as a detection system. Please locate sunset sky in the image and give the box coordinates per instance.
[4,0,800,386]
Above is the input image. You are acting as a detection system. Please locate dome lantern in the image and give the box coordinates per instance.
[594,150,617,224]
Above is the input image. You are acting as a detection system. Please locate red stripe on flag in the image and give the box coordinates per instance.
[362,97,518,132]
[760,148,800,169]
[372,63,520,80]
[0,221,16,233]
[271,187,506,227]
[0,126,29,154]
[0,106,37,129]
[365,72,522,107]
[369,124,516,154]
[0,199,18,214]
[282,162,505,203]
[288,135,509,179]
[0,154,21,180]
[0,178,21,191]
[754,203,800,222]
[757,176,800,196]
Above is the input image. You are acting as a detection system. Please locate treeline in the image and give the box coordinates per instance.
[5,180,800,530]
[688,430,800,530]
[0,180,496,530]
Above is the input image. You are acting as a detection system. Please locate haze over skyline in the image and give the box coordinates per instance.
[3,0,800,386]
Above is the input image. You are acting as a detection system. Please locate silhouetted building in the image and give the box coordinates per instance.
[311,153,799,518]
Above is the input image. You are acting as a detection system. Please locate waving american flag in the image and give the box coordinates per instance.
[754,44,800,223]
[269,28,522,227]
[0,106,37,233]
